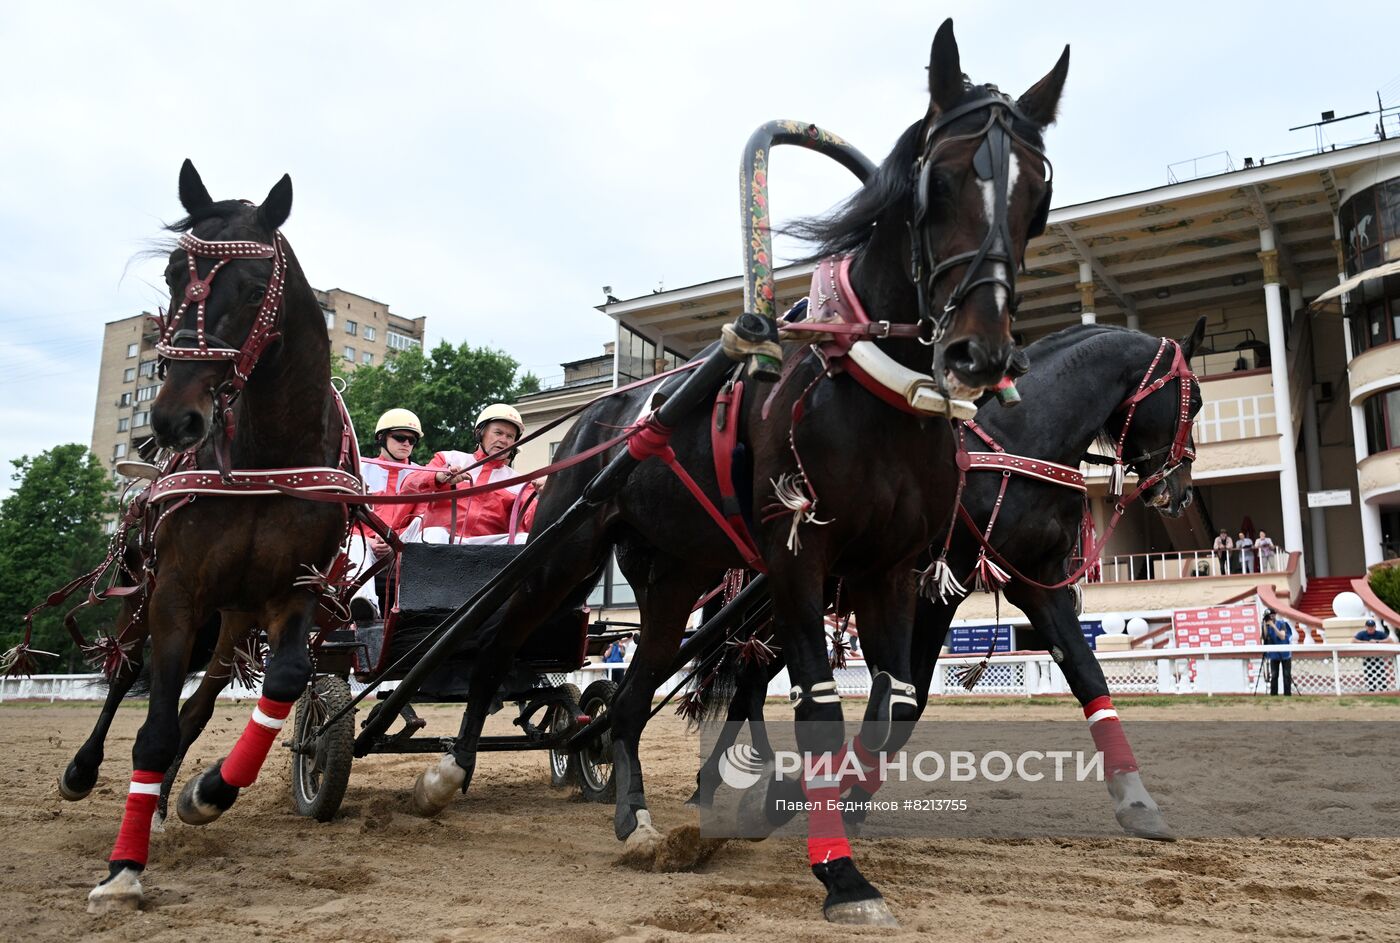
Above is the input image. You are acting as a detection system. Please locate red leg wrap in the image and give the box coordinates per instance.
[837,736,885,793]
[802,770,853,866]
[109,769,164,865]
[221,696,294,788]
[1083,696,1139,777]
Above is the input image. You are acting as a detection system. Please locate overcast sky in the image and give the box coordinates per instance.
[1,1,1396,495]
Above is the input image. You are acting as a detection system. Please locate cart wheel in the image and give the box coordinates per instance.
[548,683,582,787]
[290,675,354,821]
[573,679,617,803]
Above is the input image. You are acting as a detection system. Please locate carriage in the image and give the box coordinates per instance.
[286,541,625,820]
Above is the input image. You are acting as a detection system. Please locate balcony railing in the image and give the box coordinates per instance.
[1076,547,1289,583]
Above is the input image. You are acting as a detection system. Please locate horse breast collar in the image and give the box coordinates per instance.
[780,256,977,420]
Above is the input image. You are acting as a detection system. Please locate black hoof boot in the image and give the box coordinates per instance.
[813,856,898,926]
[859,671,895,753]
[176,760,239,825]
[59,760,98,801]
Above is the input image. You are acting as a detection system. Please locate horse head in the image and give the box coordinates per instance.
[1108,317,1206,517]
[151,160,295,453]
[916,19,1069,396]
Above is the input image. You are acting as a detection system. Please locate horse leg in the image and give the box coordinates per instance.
[60,617,146,801]
[157,615,249,824]
[610,562,718,855]
[772,568,896,927]
[177,597,315,826]
[86,587,202,914]
[1004,582,1173,841]
[688,654,779,809]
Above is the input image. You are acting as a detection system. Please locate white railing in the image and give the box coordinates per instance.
[1192,393,1277,444]
[10,644,1395,704]
[1082,547,1288,583]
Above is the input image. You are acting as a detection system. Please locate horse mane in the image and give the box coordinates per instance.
[783,83,1048,263]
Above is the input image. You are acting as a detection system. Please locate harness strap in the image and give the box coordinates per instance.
[709,378,763,565]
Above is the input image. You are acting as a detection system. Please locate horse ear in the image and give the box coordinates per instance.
[1016,45,1070,127]
[1180,316,1208,360]
[258,174,293,232]
[178,159,213,215]
[928,18,963,114]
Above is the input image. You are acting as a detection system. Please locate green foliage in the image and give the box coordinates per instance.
[338,342,537,461]
[0,445,114,669]
[1368,564,1400,616]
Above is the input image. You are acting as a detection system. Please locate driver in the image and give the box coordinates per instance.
[402,403,536,544]
[348,408,424,624]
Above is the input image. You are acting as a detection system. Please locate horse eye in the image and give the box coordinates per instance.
[248,286,267,304]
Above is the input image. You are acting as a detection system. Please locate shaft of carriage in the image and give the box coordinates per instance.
[353,336,754,755]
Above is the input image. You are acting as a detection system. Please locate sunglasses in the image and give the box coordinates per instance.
[389,433,419,446]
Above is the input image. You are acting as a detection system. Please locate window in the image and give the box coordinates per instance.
[586,553,637,609]
[323,309,335,330]
[123,367,136,382]
[344,346,355,361]
[136,385,159,402]
[118,392,132,407]
[617,326,684,383]
[363,326,376,341]
[113,442,127,459]
[361,351,373,365]
[134,411,149,428]
[139,360,157,378]
[126,343,138,358]
[117,418,129,432]
[386,332,421,352]
[1362,389,1400,455]
[345,320,357,336]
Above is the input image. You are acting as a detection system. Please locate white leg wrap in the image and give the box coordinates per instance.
[790,680,842,707]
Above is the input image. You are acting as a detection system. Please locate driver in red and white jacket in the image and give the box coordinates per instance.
[401,403,537,544]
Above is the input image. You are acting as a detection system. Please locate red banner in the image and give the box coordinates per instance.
[1172,602,1260,648]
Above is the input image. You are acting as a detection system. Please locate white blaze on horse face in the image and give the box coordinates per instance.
[977,152,1019,315]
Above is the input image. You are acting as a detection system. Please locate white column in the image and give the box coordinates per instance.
[1260,227,1305,562]
[1077,263,1096,325]
[1342,299,1386,565]
[1126,310,1141,331]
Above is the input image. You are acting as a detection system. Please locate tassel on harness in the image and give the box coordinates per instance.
[918,555,968,604]
[766,472,830,554]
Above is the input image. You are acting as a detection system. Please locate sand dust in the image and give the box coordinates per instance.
[1,697,1397,942]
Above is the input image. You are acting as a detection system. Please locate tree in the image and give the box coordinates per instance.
[0,445,114,670]
[339,342,539,461]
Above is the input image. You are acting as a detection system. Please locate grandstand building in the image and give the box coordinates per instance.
[517,137,1400,628]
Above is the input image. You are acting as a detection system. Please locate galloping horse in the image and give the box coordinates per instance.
[410,20,1068,926]
[86,162,351,913]
[689,321,1206,841]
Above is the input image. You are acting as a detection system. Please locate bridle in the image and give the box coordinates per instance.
[908,89,1053,345]
[151,227,289,477]
[1100,337,1198,501]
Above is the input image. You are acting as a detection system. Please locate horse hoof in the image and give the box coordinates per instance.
[176,772,227,826]
[412,754,465,817]
[824,897,899,927]
[1117,802,1176,842]
[87,867,142,914]
[683,787,715,810]
[58,771,94,802]
[624,809,663,855]
[150,810,166,834]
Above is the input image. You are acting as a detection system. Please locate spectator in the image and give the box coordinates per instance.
[1262,609,1293,696]
[604,638,625,683]
[1213,530,1234,573]
[1237,531,1255,574]
[1355,618,1391,692]
[1256,531,1277,572]
[622,632,638,665]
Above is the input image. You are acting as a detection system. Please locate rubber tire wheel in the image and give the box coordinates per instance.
[290,675,355,821]
[573,679,618,803]
[548,683,583,787]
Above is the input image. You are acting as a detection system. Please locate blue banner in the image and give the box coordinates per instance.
[948,624,1013,655]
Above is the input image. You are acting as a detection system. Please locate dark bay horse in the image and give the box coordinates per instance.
[689,321,1205,841]
[86,162,349,913]
[410,20,1068,926]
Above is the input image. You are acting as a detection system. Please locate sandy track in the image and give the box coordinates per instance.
[1,698,1397,942]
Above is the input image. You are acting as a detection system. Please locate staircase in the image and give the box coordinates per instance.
[1294,576,1363,620]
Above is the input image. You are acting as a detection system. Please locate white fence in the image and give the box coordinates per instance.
[1192,393,1276,445]
[1089,547,1288,583]
[7,644,1397,704]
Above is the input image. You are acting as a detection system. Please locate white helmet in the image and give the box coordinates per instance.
[474,403,524,438]
[374,408,423,437]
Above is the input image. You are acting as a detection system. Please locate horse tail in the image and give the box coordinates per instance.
[689,598,780,724]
